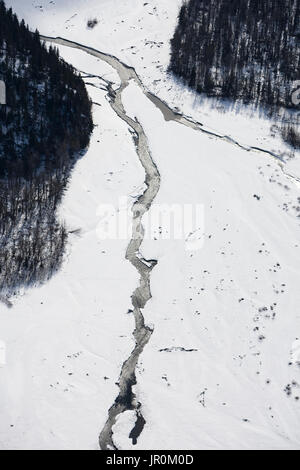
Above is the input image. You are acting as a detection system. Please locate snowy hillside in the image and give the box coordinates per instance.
[1,0,299,450]
[6,0,300,176]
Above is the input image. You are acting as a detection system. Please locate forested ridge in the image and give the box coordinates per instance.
[0,1,93,293]
[169,0,300,111]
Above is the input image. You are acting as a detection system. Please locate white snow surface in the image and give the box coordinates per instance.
[122,81,300,450]
[1,0,299,450]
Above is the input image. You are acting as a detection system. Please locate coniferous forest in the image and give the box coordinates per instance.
[0,1,93,293]
[169,0,300,111]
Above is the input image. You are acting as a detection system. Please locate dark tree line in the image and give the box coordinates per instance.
[169,0,300,111]
[0,1,93,292]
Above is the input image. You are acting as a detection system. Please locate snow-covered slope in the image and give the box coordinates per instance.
[1,0,299,450]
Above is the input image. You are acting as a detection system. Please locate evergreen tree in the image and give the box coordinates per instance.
[0,0,93,292]
[169,0,300,111]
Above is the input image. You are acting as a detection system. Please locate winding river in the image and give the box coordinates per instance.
[41,34,161,450]
[40,35,300,449]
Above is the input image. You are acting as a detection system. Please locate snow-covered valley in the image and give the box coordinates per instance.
[0,0,299,450]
